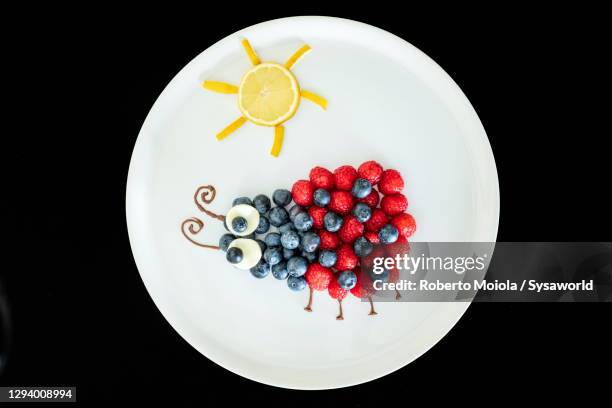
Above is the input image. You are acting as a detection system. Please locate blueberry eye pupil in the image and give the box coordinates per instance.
[232,216,248,233]
[226,247,244,264]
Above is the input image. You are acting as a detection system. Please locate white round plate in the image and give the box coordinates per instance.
[126,16,499,389]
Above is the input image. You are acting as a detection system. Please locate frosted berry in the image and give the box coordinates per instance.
[309,166,335,190]
[380,194,408,216]
[305,263,333,290]
[379,169,404,195]
[333,165,358,191]
[358,161,383,185]
[291,180,314,207]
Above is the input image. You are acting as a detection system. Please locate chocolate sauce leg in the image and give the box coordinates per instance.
[368,295,378,316]
[336,299,344,320]
[304,287,313,312]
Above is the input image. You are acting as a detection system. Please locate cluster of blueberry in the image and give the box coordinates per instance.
[218,189,324,291]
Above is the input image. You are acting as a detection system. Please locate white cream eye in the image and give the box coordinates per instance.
[225,204,260,236]
[227,238,262,270]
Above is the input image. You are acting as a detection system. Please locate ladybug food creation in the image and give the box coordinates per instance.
[181,161,416,320]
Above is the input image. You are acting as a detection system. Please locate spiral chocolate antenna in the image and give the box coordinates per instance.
[194,185,225,222]
[181,185,225,250]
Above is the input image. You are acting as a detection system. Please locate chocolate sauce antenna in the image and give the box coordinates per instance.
[193,185,225,222]
[181,218,220,250]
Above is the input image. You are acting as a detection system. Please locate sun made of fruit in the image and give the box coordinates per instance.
[203,39,327,157]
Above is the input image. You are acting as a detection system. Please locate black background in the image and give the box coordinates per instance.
[2,5,610,406]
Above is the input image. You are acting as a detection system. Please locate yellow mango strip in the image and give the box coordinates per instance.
[270,126,284,157]
[216,117,247,141]
[301,90,327,110]
[285,44,311,69]
[203,81,238,94]
[241,39,261,65]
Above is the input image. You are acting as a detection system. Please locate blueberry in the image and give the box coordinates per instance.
[268,206,289,227]
[265,232,281,247]
[272,261,289,280]
[288,205,304,221]
[369,267,389,283]
[337,270,357,290]
[226,247,243,264]
[323,211,343,232]
[255,215,270,234]
[273,189,292,206]
[379,224,399,244]
[293,212,313,232]
[253,194,271,215]
[287,256,308,277]
[319,250,337,267]
[351,178,372,199]
[231,216,248,233]
[250,260,270,279]
[218,233,236,252]
[353,236,374,257]
[301,232,320,253]
[233,197,253,207]
[287,276,307,291]
[255,239,266,253]
[352,203,372,223]
[279,222,296,234]
[281,230,300,249]
[313,188,330,207]
[243,233,256,240]
[283,248,295,260]
[301,250,318,263]
[263,247,283,266]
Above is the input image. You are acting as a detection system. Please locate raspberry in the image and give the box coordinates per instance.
[388,265,400,283]
[319,230,340,250]
[305,263,333,291]
[335,243,358,270]
[385,235,410,257]
[338,215,364,243]
[361,245,386,269]
[308,206,327,230]
[291,180,314,207]
[391,213,416,239]
[358,161,383,185]
[350,269,374,298]
[333,165,358,191]
[364,209,388,232]
[328,277,348,300]
[364,231,380,244]
[357,189,380,208]
[381,194,408,216]
[379,169,404,195]
[309,166,335,190]
[328,190,354,214]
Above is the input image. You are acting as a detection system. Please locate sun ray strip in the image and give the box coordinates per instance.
[202,80,238,94]
[270,126,284,157]
[285,44,311,69]
[301,90,327,110]
[241,39,261,65]
[216,117,247,141]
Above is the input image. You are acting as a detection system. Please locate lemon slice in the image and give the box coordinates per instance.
[238,62,300,127]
